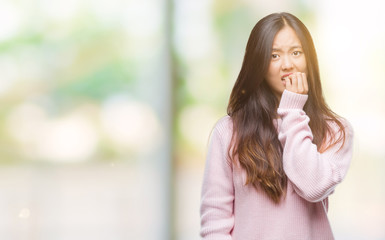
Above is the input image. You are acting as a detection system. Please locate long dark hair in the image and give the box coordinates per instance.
[227,12,346,203]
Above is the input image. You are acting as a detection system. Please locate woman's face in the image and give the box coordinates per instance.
[265,26,307,98]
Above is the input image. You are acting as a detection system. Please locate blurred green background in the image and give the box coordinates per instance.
[0,0,384,239]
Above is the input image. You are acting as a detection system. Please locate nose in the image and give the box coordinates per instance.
[281,55,293,71]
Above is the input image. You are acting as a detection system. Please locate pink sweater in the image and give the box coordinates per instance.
[200,90,354,240]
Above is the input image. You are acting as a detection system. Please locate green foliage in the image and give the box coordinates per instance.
[53,60,133,101]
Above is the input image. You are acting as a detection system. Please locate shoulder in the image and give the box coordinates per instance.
[324,116,354,151]
[327,116,354,137]
[215,115,233,130]
[210,115,234,145]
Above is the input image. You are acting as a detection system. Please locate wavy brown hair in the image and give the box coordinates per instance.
[227,12,346,203]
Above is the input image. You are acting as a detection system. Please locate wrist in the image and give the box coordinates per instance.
[278,89,308,110]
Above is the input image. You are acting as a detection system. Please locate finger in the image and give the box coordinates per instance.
[302,73,308,94]
[289,74,298,93]
[285,77,292,91]
[297,72,304,94]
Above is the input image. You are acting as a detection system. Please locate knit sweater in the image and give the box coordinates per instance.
[200,90,354,240]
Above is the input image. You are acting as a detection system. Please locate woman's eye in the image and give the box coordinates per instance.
[272,54,279,59]
[293,51,302,56]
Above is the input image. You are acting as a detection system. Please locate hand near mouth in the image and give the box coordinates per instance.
[283,72,308,95]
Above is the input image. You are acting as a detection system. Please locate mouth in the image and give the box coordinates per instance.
[281,73,293,80]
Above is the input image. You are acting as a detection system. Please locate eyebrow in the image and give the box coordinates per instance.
[272,46,303,52]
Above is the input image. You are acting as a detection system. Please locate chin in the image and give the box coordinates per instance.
[276,87,285,94]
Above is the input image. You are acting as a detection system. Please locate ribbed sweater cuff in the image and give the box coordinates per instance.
[278,90,308,110]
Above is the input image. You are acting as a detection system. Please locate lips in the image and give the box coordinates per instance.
[281,73,293,80]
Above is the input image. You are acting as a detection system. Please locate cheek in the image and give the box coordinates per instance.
[267,63,279,77]
[301,58,307,72]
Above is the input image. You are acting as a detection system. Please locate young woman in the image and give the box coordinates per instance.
[200,12,354,239]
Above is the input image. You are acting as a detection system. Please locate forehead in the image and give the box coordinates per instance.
[272,26,302,48]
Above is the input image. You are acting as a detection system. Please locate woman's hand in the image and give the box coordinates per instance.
[284,72,308,95]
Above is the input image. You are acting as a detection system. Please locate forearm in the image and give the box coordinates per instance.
[277,90,354,202]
